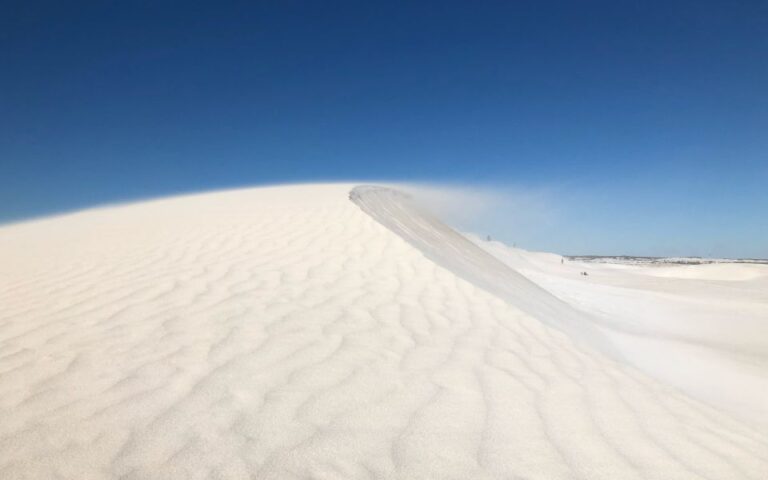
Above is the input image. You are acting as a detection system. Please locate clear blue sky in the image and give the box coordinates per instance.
[2,1,767,257]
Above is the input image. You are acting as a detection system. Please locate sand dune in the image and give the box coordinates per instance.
[1,184,766,479]
[473,235,768,426]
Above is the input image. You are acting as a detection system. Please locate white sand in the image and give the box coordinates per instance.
[473,235,768,426]
[0,183,766,479]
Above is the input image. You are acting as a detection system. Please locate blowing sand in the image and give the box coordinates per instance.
[0,184,766,479]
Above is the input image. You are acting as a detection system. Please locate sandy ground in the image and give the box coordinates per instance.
[0,184,766,479]
[473,236,768,426]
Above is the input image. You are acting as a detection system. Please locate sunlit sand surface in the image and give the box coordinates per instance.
[1,184,766,479]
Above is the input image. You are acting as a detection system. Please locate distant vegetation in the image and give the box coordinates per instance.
[567,256,768,265]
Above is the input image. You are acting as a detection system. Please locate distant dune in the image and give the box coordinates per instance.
[474,232,768,427]
[1,184,766,479]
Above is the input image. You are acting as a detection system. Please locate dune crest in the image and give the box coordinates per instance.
[349,185,618,358]
[0,184,766,479]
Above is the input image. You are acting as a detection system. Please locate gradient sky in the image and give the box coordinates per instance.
[2,1,767,257]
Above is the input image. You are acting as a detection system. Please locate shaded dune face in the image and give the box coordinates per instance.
[0,184,766,479]
[349,186,620,359]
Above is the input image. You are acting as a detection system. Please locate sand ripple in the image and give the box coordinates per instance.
[0,184,765,479]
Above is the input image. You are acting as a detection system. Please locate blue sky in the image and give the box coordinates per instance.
[2,1,767,257]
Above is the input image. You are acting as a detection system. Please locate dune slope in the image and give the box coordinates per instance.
[0,184,766,479]
[472,236,768,426]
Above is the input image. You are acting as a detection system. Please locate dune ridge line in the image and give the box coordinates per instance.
[0,183,765,479]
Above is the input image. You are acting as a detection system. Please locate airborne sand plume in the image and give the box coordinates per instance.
[0,184,766,479]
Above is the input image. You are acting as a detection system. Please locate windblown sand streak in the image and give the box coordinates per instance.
[0,184,766,479]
